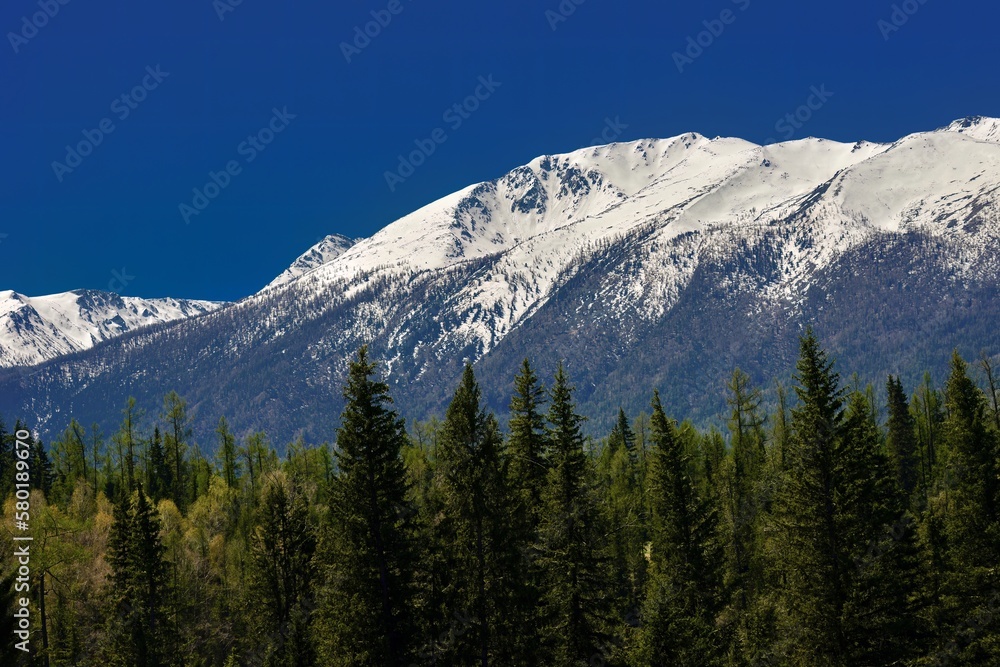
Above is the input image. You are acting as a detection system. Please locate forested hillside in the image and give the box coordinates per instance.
[2,334,999,666]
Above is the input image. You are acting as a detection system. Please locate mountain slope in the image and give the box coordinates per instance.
[263,234,357,290]
[2,117,998,443]
[0,290,223,368]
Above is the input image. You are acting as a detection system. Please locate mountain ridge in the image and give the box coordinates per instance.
[2,116,998,443]
[0,289,224,368]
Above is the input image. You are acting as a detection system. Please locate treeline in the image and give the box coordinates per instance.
[2,332,1000,666]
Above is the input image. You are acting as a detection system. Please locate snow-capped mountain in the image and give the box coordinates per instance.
[263,234,357,290]
[0,290,223,368]
[2,117,999,442]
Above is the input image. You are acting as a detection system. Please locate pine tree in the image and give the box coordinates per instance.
[147,426,170,503]
[597,408,646,627]
[774,333,928,666]
[504,358,549,663]
[248,477,317,666]
[314,346,416,666]
[886,375,919,499]
[507,358,549,528]
[773,331,846,665]
[838,390,923,665]
[105,483,171,667]
[634,390,723,667]
[537,363,611,666]
[938,351,1000,663]
[432,363,521,665]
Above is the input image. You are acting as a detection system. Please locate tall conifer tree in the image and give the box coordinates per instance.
[537,364,611,666]
[105,484,170,667]
[886,375,919,499]
[635,391,723,667]
[938,352,1000,663]
[433,364,520,665]
[314,346,416,666]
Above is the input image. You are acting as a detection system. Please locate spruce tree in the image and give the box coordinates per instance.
[938,351,1000,663]
[147,426,170,503]
[838,390,923,665]
[433,363,520,665]
[505,358,549,662]
[635,391,723,667]
[886,375,919,499]
[537,363,610,666]
[775,333,927,666]
[248,478,317,667]
[597,408,646,627]
[507,358,549,527]
[105,483,171,667]
[314,346,416,666]
[773,331,846,665]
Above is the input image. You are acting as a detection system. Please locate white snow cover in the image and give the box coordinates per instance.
[6,116,998,372]
[263,234,357,290]
[0,290,223,367]
[256,116,999,358]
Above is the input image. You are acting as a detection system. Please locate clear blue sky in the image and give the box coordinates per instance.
[2,0,997,302]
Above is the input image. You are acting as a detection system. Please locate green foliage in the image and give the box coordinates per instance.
[104,483,171,667]
[314,346,416,666]
[597,408,647,627]
[886,375,920,499]
[537,364,612,666]
[430,363,524,665]
[635,391,723,667]
[216,417,240,490]
[248,477,317,667]
[936,352,1000,663]
[2,342,1000,666]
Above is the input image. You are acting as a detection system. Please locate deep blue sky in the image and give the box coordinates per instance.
[2,0,998,302]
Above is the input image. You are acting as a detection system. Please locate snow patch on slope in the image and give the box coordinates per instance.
[0,290,224,367]
[264,234,357,290]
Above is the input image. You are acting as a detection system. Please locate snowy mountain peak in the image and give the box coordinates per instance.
[262,118,1000,363]
[0,289,224,368]
[939,115,1000,143]
[3,118,999,443]
[265,234,357,290]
